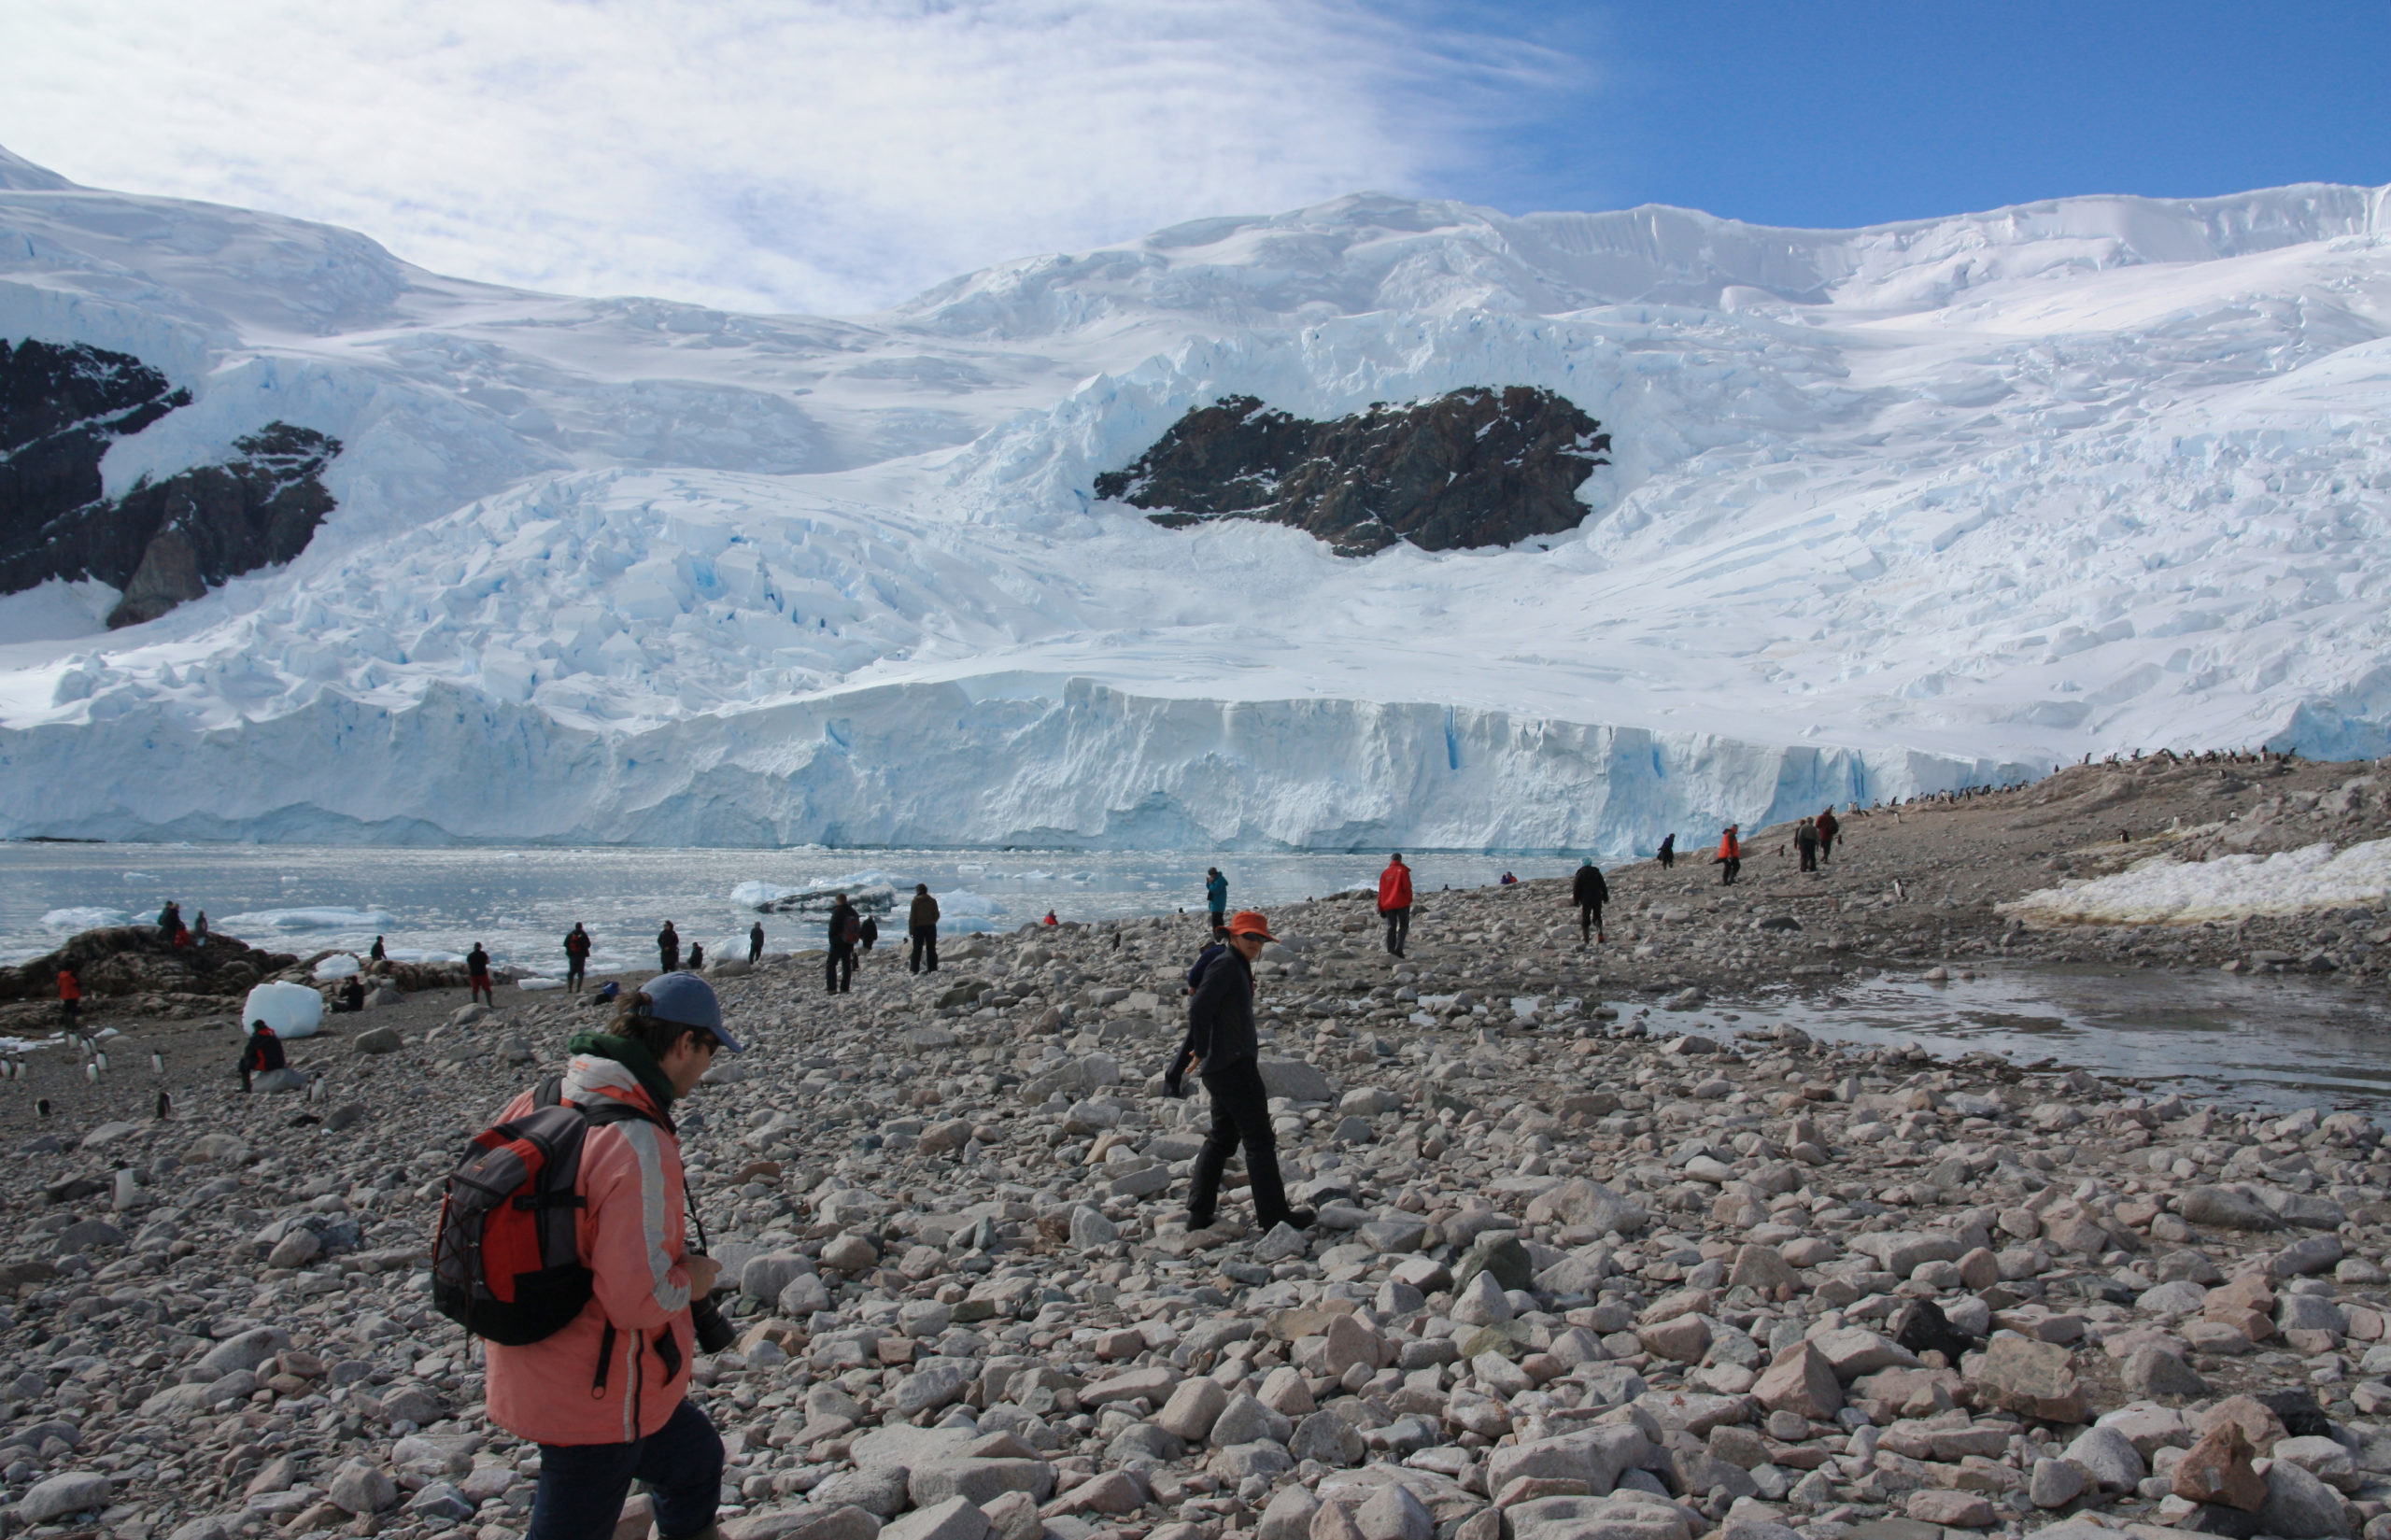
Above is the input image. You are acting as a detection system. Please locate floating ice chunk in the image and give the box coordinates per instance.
[216,907,394,932]
[43,907,129,932]
[2001,838,2391,926]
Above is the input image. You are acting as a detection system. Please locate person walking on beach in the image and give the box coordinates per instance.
[57,965,80,1031]
[1166,911,1314,1235]
[1378,853,1413,957]
[747,922,764,965]
[467,943,495,1006]
[1717,826,1742,886]
[1571,858,1609,945]
[1205,868,1228,930]
[1795,817,1819,872]
[825,894,859,995]
[563,925,591,993]
[1657,833,1676,870]
[657,922,679,974]
[478,973,742,1540]
[908,885,941,974]
[1816,807,1839,863]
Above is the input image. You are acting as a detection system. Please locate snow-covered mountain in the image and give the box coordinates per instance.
[1,145,2386,848]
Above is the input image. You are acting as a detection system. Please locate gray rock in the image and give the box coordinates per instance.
[1353,1483,1435,1540]
[778,1271,832,1316]
[406,1482,476,1521]
[2278,1293,2348,1335]
[742,1252,814,1303]
[1210,1392,1294,1447]
[1210,1440,1295,1482]
[329,1460,399,1515]
[52,1217,125,1252]
[2065,1425,2148,1491]
[18,1471,111,1523]
[354,1026,403,1053]
[197,1325,291,1378]
[2121,1344,2209,1398]
[2030,1458,2089,1508]
[1156,1378,1229,1441]
[1258,1058,1334,1102]
[908,1460,1055,1508]
[2276,1236,2346,1277]
[816,1467,913,1519]
[1288,1410,1365,1466]
[880,1497,994,1540]
[1259,1486,1322,1540]
[2256,1455,2353,1538]
[894,1362,972,1417]
[2180,1187,2283,1232]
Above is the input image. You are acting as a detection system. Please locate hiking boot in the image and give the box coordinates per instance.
[1282,1208,1316,1230]
[1185,1209,1216,1231]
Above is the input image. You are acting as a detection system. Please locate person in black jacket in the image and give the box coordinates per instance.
[1165,911,1313,1234]
[825,895,859,995]
[1571,858,1609,944]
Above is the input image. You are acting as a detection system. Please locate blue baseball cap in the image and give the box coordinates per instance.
[641,973,743,1053]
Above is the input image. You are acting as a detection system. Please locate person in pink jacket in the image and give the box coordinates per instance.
[484,972,743,1540]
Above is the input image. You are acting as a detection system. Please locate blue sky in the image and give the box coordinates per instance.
[1,0,2384,313]
[1468,2,2391,228]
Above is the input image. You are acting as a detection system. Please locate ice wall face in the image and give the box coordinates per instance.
[0,147,2387,846]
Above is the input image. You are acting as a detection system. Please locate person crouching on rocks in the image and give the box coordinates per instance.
[238,1021,307,1093]
[1167,911,1314,1235]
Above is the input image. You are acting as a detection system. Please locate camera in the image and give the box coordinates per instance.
[686,1259,738,1354]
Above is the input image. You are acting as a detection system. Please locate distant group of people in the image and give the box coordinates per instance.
[154,900,208,949]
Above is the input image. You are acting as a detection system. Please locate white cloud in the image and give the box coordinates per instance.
[0,0,1562,314]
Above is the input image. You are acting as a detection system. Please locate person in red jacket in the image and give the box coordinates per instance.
[1378,853,1414,956]
[56,966,81,1031]
[1816,807,1841,863]
[1717,826,1742,886]
[484,972,743,1540]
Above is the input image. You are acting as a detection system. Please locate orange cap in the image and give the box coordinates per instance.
[1225,910,1275,941]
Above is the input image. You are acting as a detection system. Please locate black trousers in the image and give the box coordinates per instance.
[748,938,762,962]
[1799,844,1817,871]
[1819,836,1834,863]
[825,942,855,993]
[909,925,939,973]
[1578,901,1603,940]
[1381,906,1410,954]
[565,959,585,991]
[1720,858,1740,885]
[1187,1061,1294,1229]
[1660,850,1675,869]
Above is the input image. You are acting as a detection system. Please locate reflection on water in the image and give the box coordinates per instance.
[1735,964,2391,1121]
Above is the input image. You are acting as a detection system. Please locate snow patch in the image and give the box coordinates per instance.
[2001,839,2391,925]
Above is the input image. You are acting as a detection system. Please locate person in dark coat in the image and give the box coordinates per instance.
[1657,833,1676,870]
[237,1022,305,1092]
[369,935,387,963]
[157,900,180,935]
[1166,911,1313,1234]
[825,895,859,995]
[563,925,592,993]
[1816,807,1840,863]
[908,885,941,974]
[1795,817,1819,872]
[657,922,680,973]
[1182,925,1231,994]
[747,922,764,964]
[858,914,879,953]
[1571,858,1609,944]
[467,943,494,1006]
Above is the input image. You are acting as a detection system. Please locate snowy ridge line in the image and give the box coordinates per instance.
[0,675,2028,851]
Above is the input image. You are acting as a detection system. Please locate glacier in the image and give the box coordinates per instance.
[1,144,2387,849]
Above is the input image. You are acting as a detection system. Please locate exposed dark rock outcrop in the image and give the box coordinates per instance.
[1094,386,1609,556]
[0,925,298,1002]
[0,337,342,627]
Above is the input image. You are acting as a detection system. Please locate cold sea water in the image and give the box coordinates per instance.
[0,842,2380,1119]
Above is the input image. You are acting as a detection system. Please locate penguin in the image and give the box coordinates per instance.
[150,1051,164,1074]
[35,1098,51,1117]
[84,1063,98,1083]
[92,1050,108,1072]
[155,1091,172,1121]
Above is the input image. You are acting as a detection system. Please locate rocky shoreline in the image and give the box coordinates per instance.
[0,755,2386,1540]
